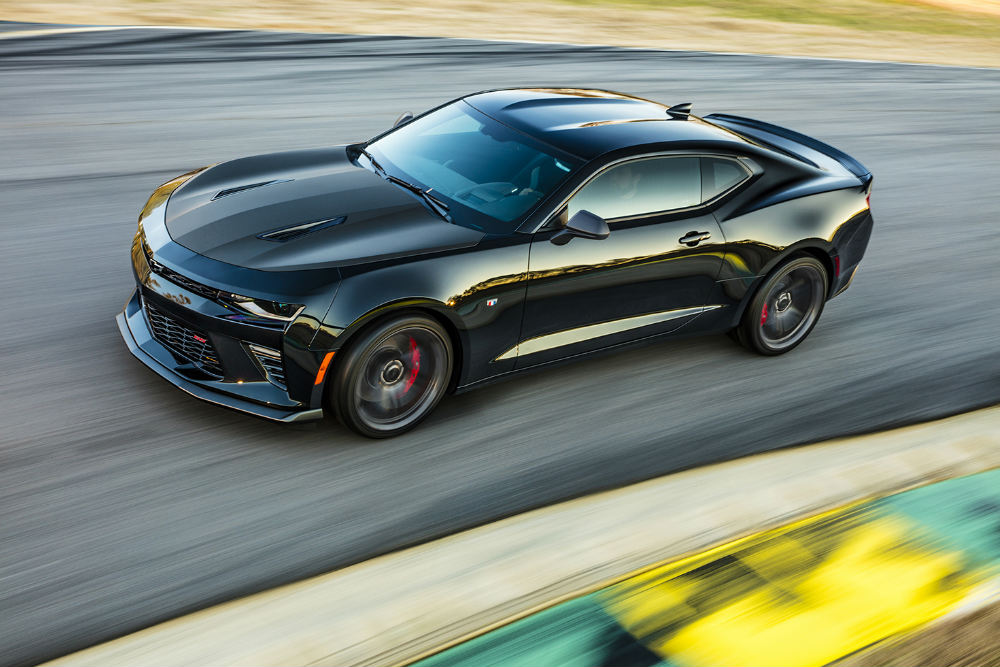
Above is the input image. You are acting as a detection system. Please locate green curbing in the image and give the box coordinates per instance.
[879,472,1000,571]
[413,468,1000,667]
[418,596,677,667]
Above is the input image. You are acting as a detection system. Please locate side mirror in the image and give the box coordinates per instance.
[393,112,414,128]
[551,210,610,245]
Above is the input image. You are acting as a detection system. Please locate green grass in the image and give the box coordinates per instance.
[563,0,1000,37]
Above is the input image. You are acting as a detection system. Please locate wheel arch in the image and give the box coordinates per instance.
[323,298,466,401]
[734,242,835,323]
[795,246,837,298]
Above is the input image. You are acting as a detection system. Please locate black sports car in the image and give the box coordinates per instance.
[118,88,873,437]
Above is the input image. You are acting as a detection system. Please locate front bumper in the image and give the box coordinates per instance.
[117,289,324,423]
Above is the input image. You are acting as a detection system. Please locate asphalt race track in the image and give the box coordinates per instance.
[1,23,998,666]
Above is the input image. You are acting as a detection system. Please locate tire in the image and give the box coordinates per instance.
[733,255,829,356]
[329,314,453,438]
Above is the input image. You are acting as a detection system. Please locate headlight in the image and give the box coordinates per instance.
[222,293,305,322]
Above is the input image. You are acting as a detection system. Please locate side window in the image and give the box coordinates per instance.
[702,157,750,201]
[568,156,701,221]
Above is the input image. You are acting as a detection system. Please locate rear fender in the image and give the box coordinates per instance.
[714,241,833,326]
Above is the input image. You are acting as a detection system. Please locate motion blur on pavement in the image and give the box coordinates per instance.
[1,2,999,665]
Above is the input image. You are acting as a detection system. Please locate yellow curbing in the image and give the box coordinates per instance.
[602,511,980,667]
[398,501,885,667]
[44,405,1000,667]
[402,487,996,667]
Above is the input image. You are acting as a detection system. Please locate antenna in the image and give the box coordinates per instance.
[667,102,693,119]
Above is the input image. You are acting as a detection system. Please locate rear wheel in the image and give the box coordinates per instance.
[734,255,828,355]
[330,314,452,438]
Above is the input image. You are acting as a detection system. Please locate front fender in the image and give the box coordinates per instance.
[309,236,532,388]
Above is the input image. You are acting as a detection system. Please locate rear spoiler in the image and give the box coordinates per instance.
[704,113,872,187]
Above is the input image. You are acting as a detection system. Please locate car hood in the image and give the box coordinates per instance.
[164,146,485,271]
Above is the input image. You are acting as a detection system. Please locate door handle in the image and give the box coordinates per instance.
[679,231,712,247]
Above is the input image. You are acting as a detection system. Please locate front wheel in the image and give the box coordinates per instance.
[734,255,829,356]
[329,314,453,438]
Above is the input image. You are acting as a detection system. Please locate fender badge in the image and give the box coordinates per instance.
[486,298,498,307]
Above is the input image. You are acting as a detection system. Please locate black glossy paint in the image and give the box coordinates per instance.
[118,88,873,422]
[519,209,727,366]
[165,148,485,270]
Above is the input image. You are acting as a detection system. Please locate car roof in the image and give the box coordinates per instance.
[463,88,751,160]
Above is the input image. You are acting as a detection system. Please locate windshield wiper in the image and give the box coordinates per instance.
[357,148,387,178]
[385,175,453,223]
[357,148,451,222]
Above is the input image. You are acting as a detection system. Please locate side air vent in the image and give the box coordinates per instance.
[248,343,286,388]
[212,179,292,200]
[257,216,346,242]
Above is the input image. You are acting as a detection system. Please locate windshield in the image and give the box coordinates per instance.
[366,102,581,232]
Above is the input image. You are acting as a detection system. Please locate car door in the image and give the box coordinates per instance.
[513,154,729,368]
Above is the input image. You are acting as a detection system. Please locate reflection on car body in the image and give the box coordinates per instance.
[117,88,873,437]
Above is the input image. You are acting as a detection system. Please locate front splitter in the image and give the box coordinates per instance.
[116,302,324,424]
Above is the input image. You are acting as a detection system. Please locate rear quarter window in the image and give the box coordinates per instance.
[702,157,751,201]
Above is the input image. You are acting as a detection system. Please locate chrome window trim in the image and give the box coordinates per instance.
[533,151,755,232]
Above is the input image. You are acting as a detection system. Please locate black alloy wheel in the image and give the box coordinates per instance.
[735,255,829,355]
[330,314,453,438]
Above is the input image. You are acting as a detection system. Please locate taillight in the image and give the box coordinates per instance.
[834,255,841,277]
[866,193,871,209]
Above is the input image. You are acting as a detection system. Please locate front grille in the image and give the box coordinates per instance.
[145,250,221,302]
[249,344,286,388]
[145,302,224,376]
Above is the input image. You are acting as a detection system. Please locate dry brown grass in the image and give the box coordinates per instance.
[1,0,999,67]
[836,599,1000,667]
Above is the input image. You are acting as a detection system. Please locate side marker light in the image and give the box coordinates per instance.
[314,351,336,386]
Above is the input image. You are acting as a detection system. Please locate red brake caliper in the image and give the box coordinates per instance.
[403,337,420,393]
[760,302,769,327]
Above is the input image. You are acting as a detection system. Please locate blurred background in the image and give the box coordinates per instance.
[3,0,1000,66]
[1,1,999,666]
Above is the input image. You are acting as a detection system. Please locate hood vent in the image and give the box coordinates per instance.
[212,178,292,200]
[257,216,347,242]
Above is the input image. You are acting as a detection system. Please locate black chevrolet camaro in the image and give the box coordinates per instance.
[118,88,873,437]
